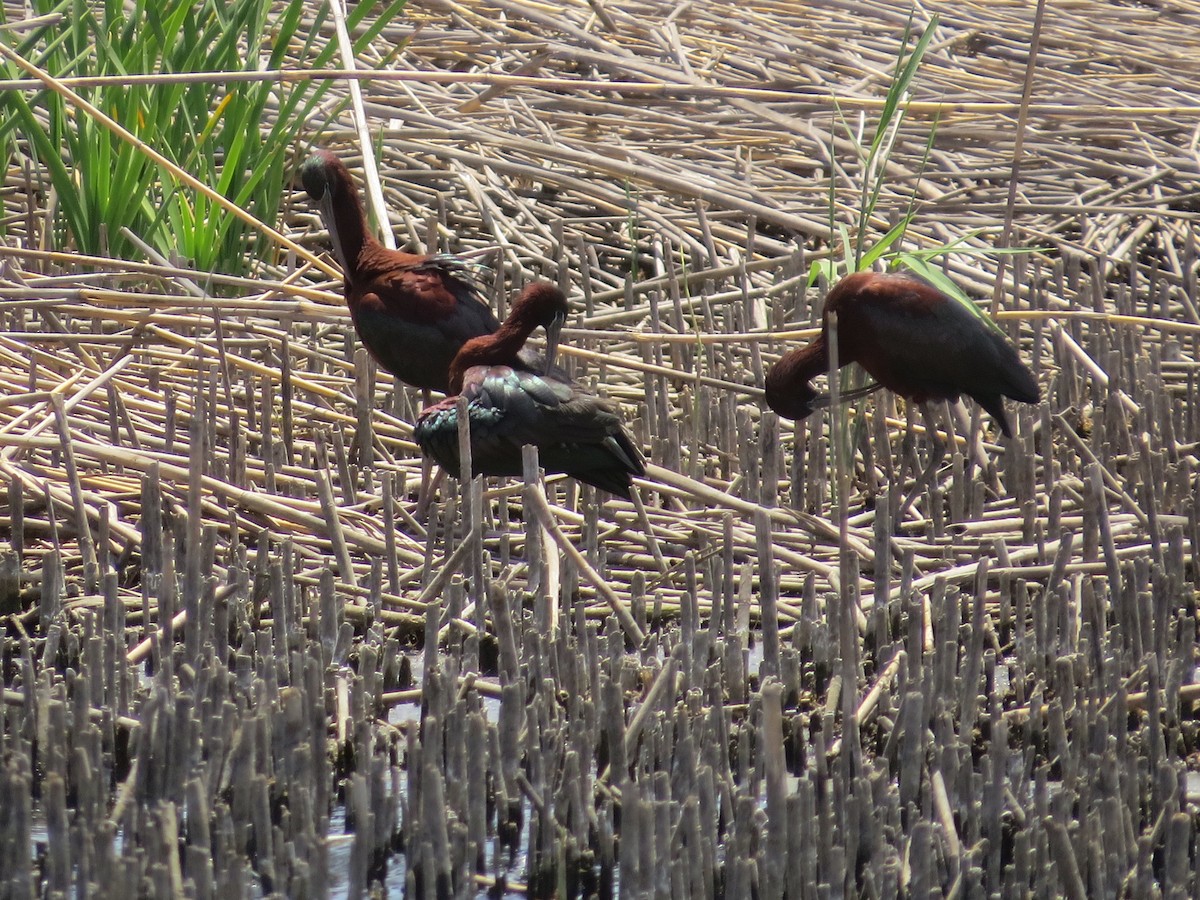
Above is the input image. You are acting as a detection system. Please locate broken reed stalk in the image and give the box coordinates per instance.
[2,2,1199,895]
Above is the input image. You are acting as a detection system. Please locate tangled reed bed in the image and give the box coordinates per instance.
[1,0,1199,896]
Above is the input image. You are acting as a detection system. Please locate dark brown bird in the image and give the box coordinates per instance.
[413,283,644,498]
[765,271,1039,436]
[301,149,514,393]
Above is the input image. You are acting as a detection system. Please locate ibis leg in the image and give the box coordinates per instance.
[897,403,948,521]
[414,461,445,523]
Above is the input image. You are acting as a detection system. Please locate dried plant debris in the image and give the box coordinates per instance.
[1,0,1198,896]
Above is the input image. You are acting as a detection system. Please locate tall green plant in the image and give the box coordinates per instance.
[810,15,939,289]
[805,15,942,509]
[0,0,406,279]
[812,16,1030,311]
[804,14,1034,508]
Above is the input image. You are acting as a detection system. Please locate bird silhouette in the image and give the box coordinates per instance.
[414,283,644,498]
[765,271,1038,436]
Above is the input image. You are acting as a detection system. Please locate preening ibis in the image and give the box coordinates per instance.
[414,283,644,498]
[765,271,1039,437]
[300,149,509,394]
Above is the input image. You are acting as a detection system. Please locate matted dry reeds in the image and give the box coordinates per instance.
[1,0,1198,896]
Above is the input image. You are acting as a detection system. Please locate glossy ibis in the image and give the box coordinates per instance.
[300,149,508,394]
[765,271,1039,437]
[414,283,644,498]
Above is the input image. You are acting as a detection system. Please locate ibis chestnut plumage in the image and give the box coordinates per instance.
[301,149,512,393]
[765,271,1038,436]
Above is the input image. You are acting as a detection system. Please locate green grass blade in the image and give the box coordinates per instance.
[808,259,839,288]
[859,213,914,271]
[894,255,1009,337]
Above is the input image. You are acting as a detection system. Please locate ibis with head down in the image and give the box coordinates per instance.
[414,283,644,498]
[765,271,1039,436]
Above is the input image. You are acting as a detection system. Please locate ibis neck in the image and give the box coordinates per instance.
[448,312,540,394]
[772,337,829,387]
[328,187,381,279]
[764,336,828,420]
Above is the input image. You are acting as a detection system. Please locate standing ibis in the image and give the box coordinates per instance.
[414,283,645,498]
[300,149,508,394]
[765,271,1039,436]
